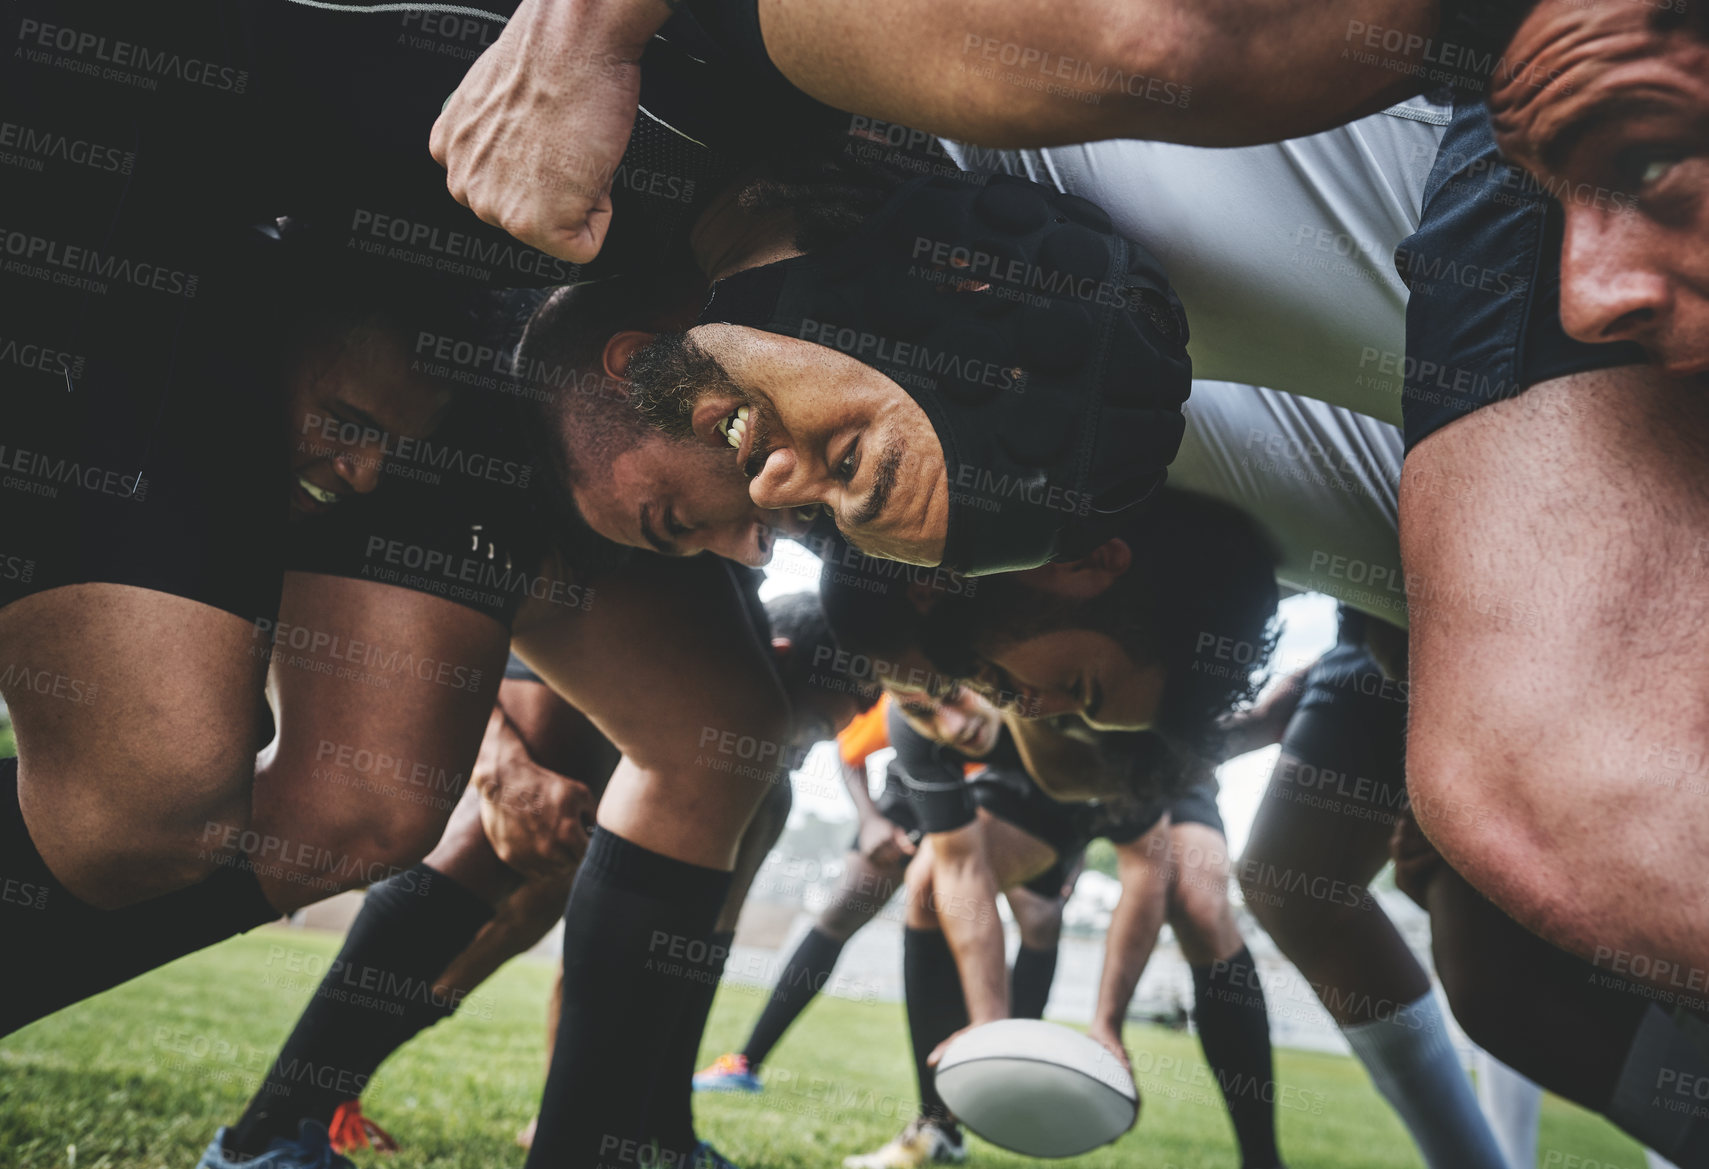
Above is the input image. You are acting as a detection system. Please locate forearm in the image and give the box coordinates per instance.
[933,848,1009,1024]
[842,759,882,821]
[516,0,667,63]
[757,0,1434,148]
[1094,845,1169,1031]
[472,704,531,805]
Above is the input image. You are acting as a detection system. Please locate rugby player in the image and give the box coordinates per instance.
[2,0,846,1036]
[0,252,809,1036]
[623,107,1709,1002]
[846,700,1279,1169]
[1488,0,1708,372]
[798,552,1286,1169]
[1237,611,1512,1169]
[201,586,866,1167]
[693,686,1073,1097]
[1246,610,1709,1166]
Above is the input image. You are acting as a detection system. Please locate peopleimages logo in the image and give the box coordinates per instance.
[348,210,576,283]
[0,120,133,173]
[16,19,250,92]
[0,229,198,297]
[949,462,1090,518]
[798,320,1026,394]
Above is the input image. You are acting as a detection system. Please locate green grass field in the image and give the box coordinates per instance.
[0,927,1647,1169]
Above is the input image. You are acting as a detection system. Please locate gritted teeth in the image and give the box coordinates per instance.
[298,475,341,504]
[717,404,750,449]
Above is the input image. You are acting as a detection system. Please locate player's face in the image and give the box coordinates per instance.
[1492,3,1709,377]
[285,328,453,516]
[567,429,816,567]
[888,676,1002,757]
[635,325,951,566]
[971,629,1167,732]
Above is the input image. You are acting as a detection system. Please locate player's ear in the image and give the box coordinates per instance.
[603,330,655,382]
[1024,538,1131,599]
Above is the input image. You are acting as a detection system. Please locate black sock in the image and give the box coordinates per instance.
[655,928,736,1154]
[904,928,968,1128]
[742,927,848,1069]
[223,864,493,1157]
[1009,944,1058,1021]
[525,829,732,1169]
[0,757,278,1036]
[1192,947,1282,1169]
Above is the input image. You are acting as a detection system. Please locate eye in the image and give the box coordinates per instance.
[1638,157,1678,186]
[1619,148,1685,191]
[834,439,860,484]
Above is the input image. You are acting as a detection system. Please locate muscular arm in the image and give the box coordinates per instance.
[761,0,1433,147]
[1402,367,1709,993]
[1216,664,1311,759]
[434,0,1441,260]
[925,820,1010,1025]
[1090,821,1171,1064]
[511,553,790,869]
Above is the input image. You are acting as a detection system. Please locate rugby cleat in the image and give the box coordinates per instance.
[842,1118,968,1169]
[195,1121,356,1169]
[693,1052,763,1093]
[327,1100,397,1155]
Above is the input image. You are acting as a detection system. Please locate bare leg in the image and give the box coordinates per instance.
[1,584,265,904]
[1241,751,1427,1025]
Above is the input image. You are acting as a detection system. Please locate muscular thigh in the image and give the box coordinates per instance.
[1166,822,1232,919]
[1401,365,1709,953]
[980,810,1060,891]
[250,573,507,903]
[1244,757,1398,899]
[0,585,267,899]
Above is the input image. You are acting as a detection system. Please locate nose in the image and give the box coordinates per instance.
[696,520,774,568]
[747,446,822,512]
[1558,208,1670,349]
[335,446,383,495]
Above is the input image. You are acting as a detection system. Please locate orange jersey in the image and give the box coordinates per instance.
[837,694,892,768]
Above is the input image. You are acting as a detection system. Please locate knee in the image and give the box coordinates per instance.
[1017,910,1062,951]
[819,895,878,940]
[1406,737,1587,953]
[26,732,257,903]
[1168,881,1232,965]
[903,858,938,929]
[262,800,449,901]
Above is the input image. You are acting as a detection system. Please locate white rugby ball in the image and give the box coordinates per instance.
[934,1019,1139,1158]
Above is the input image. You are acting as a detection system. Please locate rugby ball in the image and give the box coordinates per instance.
[934,1019,1139,1157]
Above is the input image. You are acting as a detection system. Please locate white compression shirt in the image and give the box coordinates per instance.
[944,96,1450,428]
[1172,381,1408,629]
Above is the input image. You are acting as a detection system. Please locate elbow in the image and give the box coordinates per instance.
[1406,729,1631,965]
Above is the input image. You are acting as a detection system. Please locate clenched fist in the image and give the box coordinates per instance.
[430,0,670,263]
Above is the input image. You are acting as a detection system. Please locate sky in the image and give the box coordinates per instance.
[760,547,1341,857]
